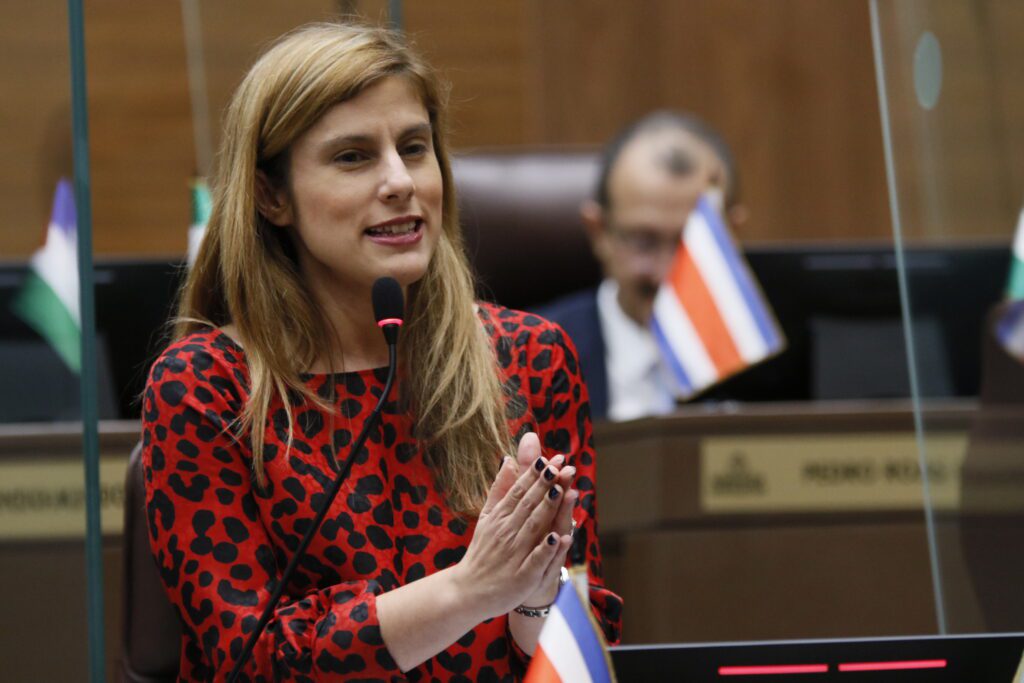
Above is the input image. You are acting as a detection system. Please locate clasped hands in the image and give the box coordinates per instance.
[453,432,577,618]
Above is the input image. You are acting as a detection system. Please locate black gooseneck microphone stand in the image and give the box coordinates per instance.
[227,277,403,682]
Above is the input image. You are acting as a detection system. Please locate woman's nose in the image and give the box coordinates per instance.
[379,151,415,202]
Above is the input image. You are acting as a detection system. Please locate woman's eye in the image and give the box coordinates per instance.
[402,142,428,157]
[334,150,367,164]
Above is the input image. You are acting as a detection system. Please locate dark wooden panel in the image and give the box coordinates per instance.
[404,0,528,148]
[611,522,937,643]
[0,1,74,258]
[874,2,1024,241]
[2,2,1020,260]
[0,541,122,682]
[524,0,890,243]
[83,3,194,257]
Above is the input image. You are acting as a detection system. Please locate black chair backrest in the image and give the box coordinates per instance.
[453,148,602,310]
[121,442,181,683]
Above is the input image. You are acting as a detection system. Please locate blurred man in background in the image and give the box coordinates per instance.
[537,111,746,421]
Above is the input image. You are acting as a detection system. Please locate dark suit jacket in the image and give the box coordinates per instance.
[534,288,609,421]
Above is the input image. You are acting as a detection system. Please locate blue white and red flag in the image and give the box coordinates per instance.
[651,194,785,399]
[523,570,616,683]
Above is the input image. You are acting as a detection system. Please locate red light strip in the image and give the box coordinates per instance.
[838,659,947,672]
[720,664,829,676]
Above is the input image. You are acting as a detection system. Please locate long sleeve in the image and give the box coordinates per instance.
[493,308,623,645]
[538,322,624,644]
[141,336,403,681]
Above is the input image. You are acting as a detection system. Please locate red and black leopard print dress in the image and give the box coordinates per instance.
[142,302,622,682]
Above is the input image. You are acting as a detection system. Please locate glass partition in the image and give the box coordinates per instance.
[61,0,1024,678]
[408,0,942,646]
[0,1,110,680]
[84,2,388,681]
[872,0,1024,637]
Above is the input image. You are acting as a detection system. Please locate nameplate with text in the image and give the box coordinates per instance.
[0,457,128,539]
[700,432,967,513]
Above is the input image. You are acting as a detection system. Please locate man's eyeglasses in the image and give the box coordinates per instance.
[606,225,682,257]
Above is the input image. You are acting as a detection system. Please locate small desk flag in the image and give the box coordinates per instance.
[524,568,616,683]
[1007,206,1024,300]
[187,177,212,266]
[11,179,81,373]
[651,194,785,399]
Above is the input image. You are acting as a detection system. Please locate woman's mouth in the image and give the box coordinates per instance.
[365,219,424,244]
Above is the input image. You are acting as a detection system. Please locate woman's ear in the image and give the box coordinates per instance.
[254,170,293,227]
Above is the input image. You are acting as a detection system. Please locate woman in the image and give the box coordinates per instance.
[142,22,621,681]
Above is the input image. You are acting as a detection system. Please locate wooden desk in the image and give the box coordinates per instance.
[592,400,983,643]
[0,420,136,681]
[0,400,1000,679]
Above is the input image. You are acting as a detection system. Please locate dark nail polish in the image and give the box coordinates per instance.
[548,486,560,499]
[543,467,555,481]
[547,533,557,545]
[534,457,545,471]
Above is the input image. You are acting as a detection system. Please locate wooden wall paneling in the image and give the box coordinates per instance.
[84,1,345,258]
[7,2,1019,257]
[524,0,891,244]
[988,2,1024,217]
[84,4,194,257]
[404,0,529,148]
[195,1,351,159]
[874,1,1024,241]
[0,1,74,259]
[524,0,667,146]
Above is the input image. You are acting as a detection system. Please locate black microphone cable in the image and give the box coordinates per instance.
[227,277,404,682]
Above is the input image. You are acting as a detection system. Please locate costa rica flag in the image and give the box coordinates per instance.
[523,568,616,683]
[651,194,785,399]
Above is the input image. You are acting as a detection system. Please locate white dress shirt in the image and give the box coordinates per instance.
[596,279,678,422]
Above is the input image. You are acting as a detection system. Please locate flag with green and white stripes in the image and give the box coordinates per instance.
[12,179,80,373]
[1007,206,1024,300]
[187,177,212,266]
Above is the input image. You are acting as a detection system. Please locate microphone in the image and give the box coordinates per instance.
[228,277,404,682]
[373,275,404,345]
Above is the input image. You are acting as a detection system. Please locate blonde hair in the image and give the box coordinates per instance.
[176,22,511,514]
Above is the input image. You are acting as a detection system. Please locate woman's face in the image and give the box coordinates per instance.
[263,76,443,296]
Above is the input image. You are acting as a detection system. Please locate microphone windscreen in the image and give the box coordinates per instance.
[372,277,404,324]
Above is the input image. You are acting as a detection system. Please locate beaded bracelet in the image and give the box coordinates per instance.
[513,566,570,618]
